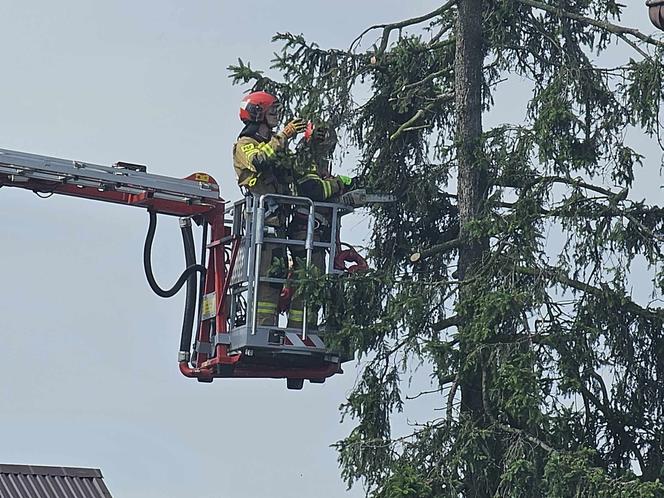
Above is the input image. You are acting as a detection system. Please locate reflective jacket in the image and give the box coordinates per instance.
[232,125,293,197]
[294,159,342,202]
[291,157,344,236]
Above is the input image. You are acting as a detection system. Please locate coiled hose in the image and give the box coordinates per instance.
[143,211,206,298]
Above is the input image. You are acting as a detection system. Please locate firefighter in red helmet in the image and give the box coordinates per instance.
[234,91,305,195]
[233,91,306,326]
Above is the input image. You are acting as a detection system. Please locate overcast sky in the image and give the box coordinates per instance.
[0,2,659,498]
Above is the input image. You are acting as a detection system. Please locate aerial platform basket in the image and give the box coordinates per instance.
[186,193,358,390]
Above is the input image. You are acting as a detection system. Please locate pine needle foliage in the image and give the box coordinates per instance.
[230,1,664,496]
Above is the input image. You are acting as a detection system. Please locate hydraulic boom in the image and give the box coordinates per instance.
[0,147,223,217]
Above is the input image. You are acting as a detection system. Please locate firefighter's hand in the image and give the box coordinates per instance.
[282,118,307,139]
[337,175,354,189]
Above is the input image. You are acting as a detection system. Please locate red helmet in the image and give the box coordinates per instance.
[239,91,280,123]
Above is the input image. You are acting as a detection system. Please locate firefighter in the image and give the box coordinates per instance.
[287,124,353,330]
[233,91,306,326]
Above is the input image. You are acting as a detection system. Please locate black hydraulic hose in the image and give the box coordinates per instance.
[143,210,206,298]
[179,220,199,356]
[193,221,208,352]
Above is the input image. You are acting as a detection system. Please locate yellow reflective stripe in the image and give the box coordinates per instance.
[257,301,277,311]
[323,180,332,198]
[297,174,319,185]
[257,143,275,157]
[248,177,257,187]
[240,143,259,160]
[289,309,304,317]
[240,142,273,160]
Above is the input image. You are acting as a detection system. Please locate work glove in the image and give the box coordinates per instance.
[282,118,307,139]
[337,175,354,189]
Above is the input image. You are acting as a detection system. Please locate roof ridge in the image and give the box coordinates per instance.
[0,464,103,479]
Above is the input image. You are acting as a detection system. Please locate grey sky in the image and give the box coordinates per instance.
[0,2,659,498]
[0,2,442,497]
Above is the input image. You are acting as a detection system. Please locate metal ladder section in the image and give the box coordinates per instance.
[0,147,220,206]
[213,193,353,359]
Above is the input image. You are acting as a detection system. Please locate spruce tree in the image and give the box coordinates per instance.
[231,2,664,496]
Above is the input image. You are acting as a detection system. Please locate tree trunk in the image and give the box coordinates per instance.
[455,0,494,496]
